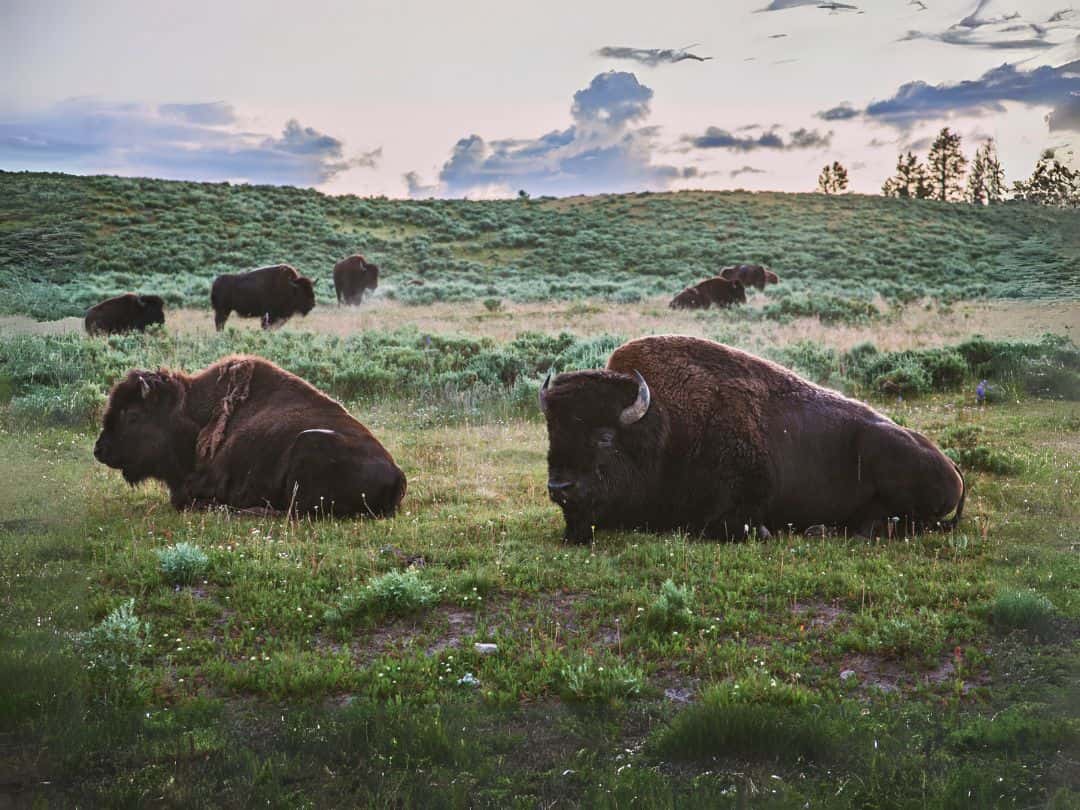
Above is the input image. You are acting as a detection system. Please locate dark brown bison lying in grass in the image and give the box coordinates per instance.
[669,277,746,310]
[719,264,779,291]
[94,355,406,518]
[85,294,165,335]
[211,265,315,330]
[540,335,964,543]
[334,254,380,304]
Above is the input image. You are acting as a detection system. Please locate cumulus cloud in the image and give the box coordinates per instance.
[594,45,712,66]
[681,125,832,151]
[1048,92,1080,131]
[0,98,379,186]
[817,104,859,121]
[865,60,1080,127]
[419,71,698,198]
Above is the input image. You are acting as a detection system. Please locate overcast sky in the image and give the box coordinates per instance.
[2,0,1078,197]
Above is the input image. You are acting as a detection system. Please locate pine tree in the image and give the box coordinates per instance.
[926,127,966,201]
[1012,150,1079,207]
[966,139,1006,205]
[882,152,930,199]
[818,161,849,194]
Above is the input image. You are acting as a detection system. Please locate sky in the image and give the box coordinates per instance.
[2,0,1078,198]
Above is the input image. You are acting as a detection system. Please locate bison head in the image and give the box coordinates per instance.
[137,295,166,327]
[94,370,197,490]
[763,269,779,285]
[539,369,661,542]
[290,276,316,315]
[364,263,380,291]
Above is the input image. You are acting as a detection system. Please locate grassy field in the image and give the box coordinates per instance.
[1,173,1078,807]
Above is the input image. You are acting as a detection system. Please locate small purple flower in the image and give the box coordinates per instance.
[976,379,987,404]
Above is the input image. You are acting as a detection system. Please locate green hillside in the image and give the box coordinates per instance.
[2,171,1078,321]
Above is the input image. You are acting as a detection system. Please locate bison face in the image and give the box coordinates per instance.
[669,288,702,309]
[539,370,659,543]
[291,277,316,315]
[365,264,380,291]
[94,371,196,488]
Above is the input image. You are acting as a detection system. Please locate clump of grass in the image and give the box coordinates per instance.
[156,542,210,586]
[482,298,503,312]
[989,590,1057,636]
[945,446,1022,475]
[651,675,846,763]
[558,657,645,707]
[947,705,1079,756]
[333,571,437,623]
[643,579,695,633]
[74,599,150,679]
[9,382,105,426]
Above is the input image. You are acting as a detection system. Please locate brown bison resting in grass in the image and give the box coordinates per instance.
[669,277,746,310]
[719,264,779,291]
[94,355,406,518]
[85,294,165,335]
[211,264,315,330]
[334,254,380,304]
[540,335,964,543]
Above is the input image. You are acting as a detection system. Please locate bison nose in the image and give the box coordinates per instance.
[93,437,108,462]
[547,480,576,503]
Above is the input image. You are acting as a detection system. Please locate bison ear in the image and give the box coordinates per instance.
[539,372,552,414]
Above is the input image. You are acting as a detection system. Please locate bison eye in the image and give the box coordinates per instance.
[596,430,616,448]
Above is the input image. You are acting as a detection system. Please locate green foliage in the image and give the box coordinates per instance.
[557,657,645,707]
[948,705,1079,755]
[74,599,150,678]
[156,542,210,586]
[9,382,105,425]
[990,590,1058,636]
[643,579,696,633]
[334,570,437,623]
[3,172,1080,321]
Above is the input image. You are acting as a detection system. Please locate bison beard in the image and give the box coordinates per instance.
[93,355,406,518]
[540,336,964,543]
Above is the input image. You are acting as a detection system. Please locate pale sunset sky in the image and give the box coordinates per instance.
[2,0,1078,197]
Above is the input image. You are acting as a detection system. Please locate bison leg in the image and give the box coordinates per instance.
[214,309,229,331]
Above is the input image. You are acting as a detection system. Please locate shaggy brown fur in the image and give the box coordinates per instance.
[94,355,406,517]
[719,264,779,291]
[669,277,746,309]
[84,294,165,335]
[333,254,380,305]
[211,265,316,330]
[541,335,964,542]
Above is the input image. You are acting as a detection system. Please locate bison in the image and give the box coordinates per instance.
[540,335,964,543]
[210,264,315,331]
[669,277,746,310]
[334,254,380,305]
[85,294,165,335]
[719,264,779,291]
[93,355,406,518]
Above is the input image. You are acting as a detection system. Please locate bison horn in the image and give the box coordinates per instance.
[138,374,151,399]
[619,370,650,426]
[538,373,551,414]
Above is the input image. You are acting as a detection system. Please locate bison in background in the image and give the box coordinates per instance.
[93,355,406,518]
[334,254,380,304]
[719,264,779,291]
[211,264,315,330]
[669,277,746,310]
[85,294,165,335]
[540,335,964,543]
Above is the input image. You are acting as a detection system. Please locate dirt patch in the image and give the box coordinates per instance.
[839,650,990,695]
[792,600,847,630]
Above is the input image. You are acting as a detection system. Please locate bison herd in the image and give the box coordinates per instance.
[669,263,779,310]
[93,333,965,541]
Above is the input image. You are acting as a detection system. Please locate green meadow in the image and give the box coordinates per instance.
[0,172,1077,808]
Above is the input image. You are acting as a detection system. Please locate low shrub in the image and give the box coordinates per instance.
[74,599,150,679]
[989,590,1057,636]
[642,579,696,633]
[156,543,210,586]
[333,571,437,623]
[557,657,645,707]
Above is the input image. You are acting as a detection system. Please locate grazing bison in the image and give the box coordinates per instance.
[210,265,315,331]
[93,355,406,517]
[334,254,380,304]
[719,264,779,291]
[669,277,746,310]
[540,335,964,543]
[85,294,165,335]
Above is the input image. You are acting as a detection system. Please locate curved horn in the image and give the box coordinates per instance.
[538,373,551,414]
[618,370,650,426]
[138,374,151,399]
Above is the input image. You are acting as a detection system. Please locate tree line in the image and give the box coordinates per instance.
[815,128,1079,208]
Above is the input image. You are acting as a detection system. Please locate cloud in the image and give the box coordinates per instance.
[730,165,767,177]
[403,170,439,198]
[159,102,236,126]
[817,104,859,121]
[756,0,819,11]
[421,71,698,198]
[1048,92,1080,131]
[900,1,1077,50]
[865,60,1080,127]
[681,125,832,151]
[0,98,378,186]
[595,45,712,66]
